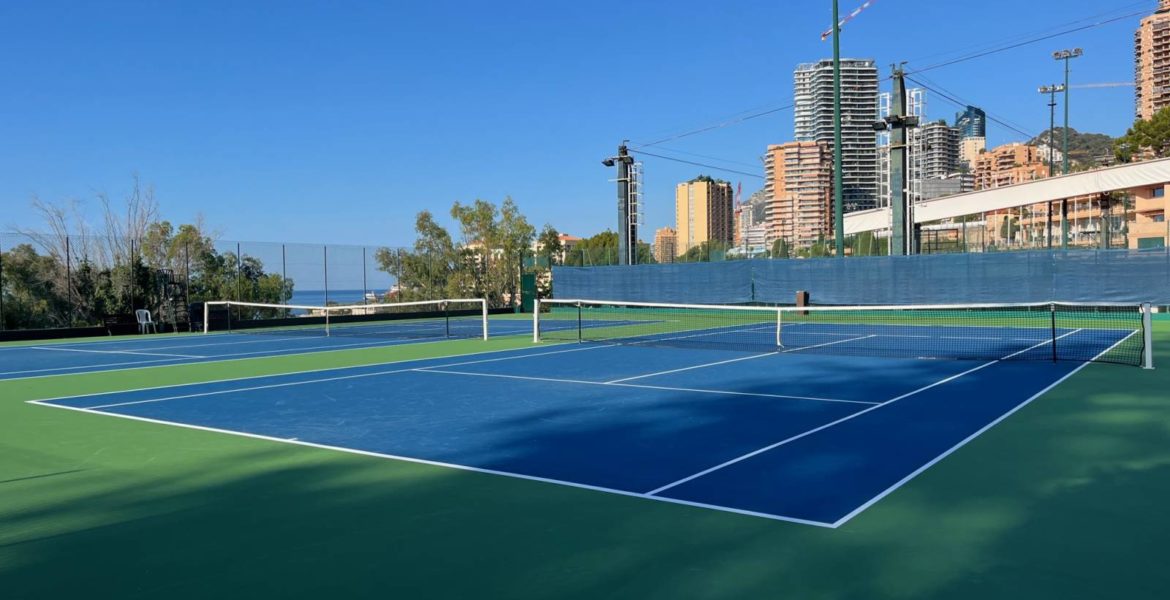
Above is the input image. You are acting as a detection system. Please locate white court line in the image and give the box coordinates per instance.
[606,334,877,384]
[96,335,314,351]
[64,344,611,410]
[0,334,464,381]
[0,356,193,377]
[0,338,411,378]
[26,399,835,528]
[85,367,423,409]
[830,329,1139,528]
[26,342,574,403]
[644,329,1085,497]
[413,368,875,406]
[29,346,206,359]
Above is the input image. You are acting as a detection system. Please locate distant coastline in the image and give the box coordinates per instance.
[290,289,382,306]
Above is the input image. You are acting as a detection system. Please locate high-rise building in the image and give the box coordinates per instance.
[971,143,1048,190]
[674,176,734,256]
[954,106,987,138]
[652,227,677,263]
[794,59,879,212]
[1136,0,1170,120]
[959,137,986,170]
[764,142,834,250]
[918,120,962,181]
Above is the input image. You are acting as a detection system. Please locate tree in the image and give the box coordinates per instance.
[1115,106,1170,162]
[563,230,618,266]
[999,215,1019,244]
[377,198,535,308]
[771,239,790,259]
[680,240,730,263]
[5,178,292,330]
[375,210,462,302]
[536,224,562,266]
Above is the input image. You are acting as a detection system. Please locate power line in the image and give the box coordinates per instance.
[905,2,1149,65]
[646,145,765,170]
[905,75,1037,140]
[906,9,1147,76]
[631,149,764,179]
[632,104,795,149]
[908,71,1037,137]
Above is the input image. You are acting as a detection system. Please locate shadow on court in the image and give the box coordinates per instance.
[3,345,1170,599]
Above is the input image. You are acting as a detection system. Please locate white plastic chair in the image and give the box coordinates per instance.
[135,309,158,334]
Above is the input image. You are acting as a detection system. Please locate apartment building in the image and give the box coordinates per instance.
[1136,0,1170,120]
[794,59,879,212]
[652,227,677,263]
[972,143,1048,190]
[764,142,834,250]
[674,177,734,256]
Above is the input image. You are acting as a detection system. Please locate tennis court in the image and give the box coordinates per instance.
[28,300,1148,526]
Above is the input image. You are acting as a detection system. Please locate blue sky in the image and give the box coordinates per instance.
[0,0,1153,250]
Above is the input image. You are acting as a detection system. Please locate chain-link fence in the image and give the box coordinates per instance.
[0,232,397,332]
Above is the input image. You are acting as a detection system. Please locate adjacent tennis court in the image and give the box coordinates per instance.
[29,300,1148,526]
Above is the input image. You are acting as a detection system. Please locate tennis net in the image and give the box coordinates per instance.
[203,298,489,340]
[534,299,1153,368]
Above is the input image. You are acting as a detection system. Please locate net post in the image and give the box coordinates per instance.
[775,308,783,348]
[481,299,488,341]
[325,306,331,337]
[1050,303,1058,363]
[444,301,450,338]
[577,302,582,343]
[532,299,541,343]
[203,302,210,334]
[1143,303,1155,370]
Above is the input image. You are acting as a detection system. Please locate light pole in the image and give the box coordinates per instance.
[1053,48,1082,175]
[1039,84,1065,249]
[831,0,845,257]
[1038,85,1064,177]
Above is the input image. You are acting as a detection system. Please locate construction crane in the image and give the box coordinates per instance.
[1070,82,1134,89]
[822,0,878,40]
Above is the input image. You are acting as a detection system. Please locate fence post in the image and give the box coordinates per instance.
[66,235,74,327]
[129,238,136,311]
[0,236,5,331]
[235,242,242,301]
[184,241,191,324]
[362,247,368,304]
[323,246,329,306]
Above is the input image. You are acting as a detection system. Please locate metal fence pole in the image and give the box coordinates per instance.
[362,247,368,305]
[129,238,136,311]
[236,242,242,322]
[184,241,190,321]
[323,246,329,306]
[65,235,74,327]
[0,236,5,331]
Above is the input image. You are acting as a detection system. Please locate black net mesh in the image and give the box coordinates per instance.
[205,299,486,340]
[537,301,1147,367]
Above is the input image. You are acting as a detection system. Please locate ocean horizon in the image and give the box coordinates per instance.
[290,288,388,306]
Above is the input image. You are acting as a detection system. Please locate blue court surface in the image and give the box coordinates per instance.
[0,317,572,380]
[31,324,1133,527]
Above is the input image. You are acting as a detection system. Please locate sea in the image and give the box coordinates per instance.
[289,289,377,306]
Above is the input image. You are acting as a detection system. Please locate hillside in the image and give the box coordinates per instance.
[1029,127,1115,167]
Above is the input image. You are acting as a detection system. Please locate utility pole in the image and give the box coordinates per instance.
[831,0,845,257]
[875,66,919,256]
[1040,83,1066,251]
[1054,48,1082,176]
[602,144,637,265]
[1039,85,1063,178]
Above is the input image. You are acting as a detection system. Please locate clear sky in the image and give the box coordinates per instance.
[0,0,1154,249]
